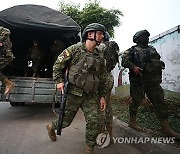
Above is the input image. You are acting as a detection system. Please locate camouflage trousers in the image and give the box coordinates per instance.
[52,92,100,147]
[99,73,114,130]
[130,81,168,119]
[99,91,113,131]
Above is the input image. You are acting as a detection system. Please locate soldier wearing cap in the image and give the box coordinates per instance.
[50,40,65,63]
[121,30,180,139]
[46,23,108,153]
[0,26,15,94]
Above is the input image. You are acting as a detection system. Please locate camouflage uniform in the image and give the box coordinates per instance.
[52,42,107,147]
[103,72,113,127]
[121,45,168,119]
[0,26,14,90]
[121,30,180,139]
[28,40,44,77]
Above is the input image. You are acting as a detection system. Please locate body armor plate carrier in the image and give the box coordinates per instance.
[68,51,102,93]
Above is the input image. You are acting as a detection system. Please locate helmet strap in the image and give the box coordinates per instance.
[87,31,100,45]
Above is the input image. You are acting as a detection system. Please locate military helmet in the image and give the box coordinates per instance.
[133,30,150,43]
[104,31,110,41]
[33,40,39,44]
[82,23,106,41]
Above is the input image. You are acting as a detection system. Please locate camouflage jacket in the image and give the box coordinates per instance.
[53,42,108,97]
[0,26,13,59]
[121,45,165,83]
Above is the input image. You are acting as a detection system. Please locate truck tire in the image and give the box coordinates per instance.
[10,102,17,106]
[17,102,25,106]
[10,102,25,106]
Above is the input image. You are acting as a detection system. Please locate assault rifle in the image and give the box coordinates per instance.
[138,74,145,98]
[57,77,68,135]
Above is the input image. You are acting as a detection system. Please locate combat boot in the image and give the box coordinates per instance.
[85,145,94,154]
[3,78,15,94]
[160,119,180,139]
[129,115,143,132]
[106,125,113,143]
[46,123,57,141]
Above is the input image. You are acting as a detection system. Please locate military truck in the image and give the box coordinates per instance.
[0,4,81,106]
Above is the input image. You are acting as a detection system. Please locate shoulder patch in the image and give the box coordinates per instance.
[64,50,70,57]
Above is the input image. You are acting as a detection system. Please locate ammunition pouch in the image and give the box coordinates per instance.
[144,59,165,83]
[146,59,165,73]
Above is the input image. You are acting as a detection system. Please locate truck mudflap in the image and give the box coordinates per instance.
[0,77,61,107]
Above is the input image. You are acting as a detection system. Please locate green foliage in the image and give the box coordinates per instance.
[164,89,180,101]
[58,0,123,38]
[59,1,81,24]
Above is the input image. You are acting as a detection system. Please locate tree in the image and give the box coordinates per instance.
[59,0,123,38]
[59,1,81,24]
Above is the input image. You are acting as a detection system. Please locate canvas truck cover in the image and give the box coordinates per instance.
[0,4,81,40]
[0,4,81,77]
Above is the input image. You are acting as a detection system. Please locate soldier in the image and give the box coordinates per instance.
[0,26,15,94]
[28,40,44,77]
[48,40,65,76]
[98,32,119,143]
[46,23,108,153]
[50,40,65,63]
[121,30,180,138]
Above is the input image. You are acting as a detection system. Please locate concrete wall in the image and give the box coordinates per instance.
[149,25,180,92]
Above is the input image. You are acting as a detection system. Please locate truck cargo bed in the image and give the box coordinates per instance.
[0,77,60,105]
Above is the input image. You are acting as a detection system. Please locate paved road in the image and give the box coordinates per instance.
[0,101,142,154]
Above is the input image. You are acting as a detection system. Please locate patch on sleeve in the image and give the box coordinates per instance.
[64,50,70,57]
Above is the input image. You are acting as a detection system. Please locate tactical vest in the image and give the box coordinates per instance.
[129,45,165,82]
[129,46,150,69]
[129,45,165,71]
[68,49,104,93]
